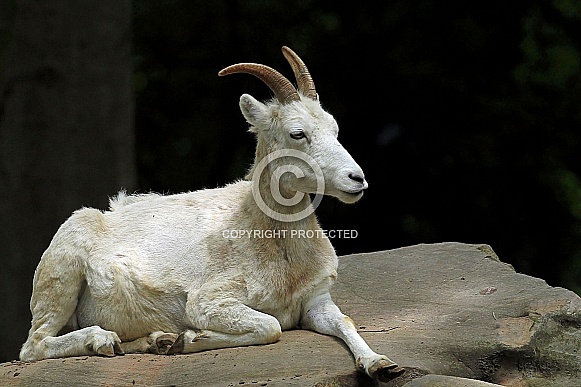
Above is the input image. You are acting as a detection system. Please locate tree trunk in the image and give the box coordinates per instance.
[0,0,135,362]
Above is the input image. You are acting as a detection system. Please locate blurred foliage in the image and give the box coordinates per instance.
[132,1,581,293]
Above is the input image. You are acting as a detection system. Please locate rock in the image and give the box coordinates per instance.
[402,374,503,386]
[1,243,580,386]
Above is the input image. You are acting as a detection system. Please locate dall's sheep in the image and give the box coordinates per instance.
[20,46,403,381]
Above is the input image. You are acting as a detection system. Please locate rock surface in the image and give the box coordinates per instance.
[1,243,580,386]
[402,375,503,386]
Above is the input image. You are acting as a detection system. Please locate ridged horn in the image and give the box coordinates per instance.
[218,63,300,104]
[281,46,317,100]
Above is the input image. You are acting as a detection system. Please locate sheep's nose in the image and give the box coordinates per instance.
[348,172,364,183]
[348,172,368,189]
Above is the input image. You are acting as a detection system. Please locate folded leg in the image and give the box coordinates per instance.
[167,296,282,354]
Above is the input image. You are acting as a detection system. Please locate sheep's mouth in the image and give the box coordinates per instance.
[336,189,365,204]
[342,189,364,196]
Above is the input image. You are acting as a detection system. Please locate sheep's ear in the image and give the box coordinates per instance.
[239,94,270,130]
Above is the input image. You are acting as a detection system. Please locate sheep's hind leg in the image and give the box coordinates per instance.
[20,229,124,361]
[21,325,124,361]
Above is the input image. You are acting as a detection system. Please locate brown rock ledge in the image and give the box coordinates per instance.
[2,243,580,386]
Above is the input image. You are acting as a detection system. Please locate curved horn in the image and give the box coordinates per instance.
[281,46,317,100]
[219,63,300,104]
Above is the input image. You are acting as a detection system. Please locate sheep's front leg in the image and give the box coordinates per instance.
[301,292,404,381]
[167,297,282,354]
[120,332,179,354]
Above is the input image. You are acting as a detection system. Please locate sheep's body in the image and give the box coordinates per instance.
[20,47,402,381]
[46,183,334,340]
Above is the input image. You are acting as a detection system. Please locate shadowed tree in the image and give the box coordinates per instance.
[0,0,135,361]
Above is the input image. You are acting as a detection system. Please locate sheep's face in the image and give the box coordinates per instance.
[240,94,368,205]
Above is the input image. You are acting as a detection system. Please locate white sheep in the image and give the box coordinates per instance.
[20,46,403,381]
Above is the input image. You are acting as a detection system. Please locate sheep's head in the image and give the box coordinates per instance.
[219,46,367,216]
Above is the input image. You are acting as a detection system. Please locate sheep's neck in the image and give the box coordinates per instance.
[241,144,326,265]
[245,143,317,232]
[254,169,314,229]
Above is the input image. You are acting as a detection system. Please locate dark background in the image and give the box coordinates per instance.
[1,0,580,363]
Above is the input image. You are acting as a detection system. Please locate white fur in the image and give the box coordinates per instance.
[20,82,400,379]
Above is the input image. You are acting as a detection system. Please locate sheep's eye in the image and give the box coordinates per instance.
[290,131,305,140]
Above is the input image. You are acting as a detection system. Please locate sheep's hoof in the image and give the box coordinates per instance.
[96,340,124,357]
[165,331,185,355]
[86,326,124,357]
[150,333,178,355]
[369,359,405,382]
